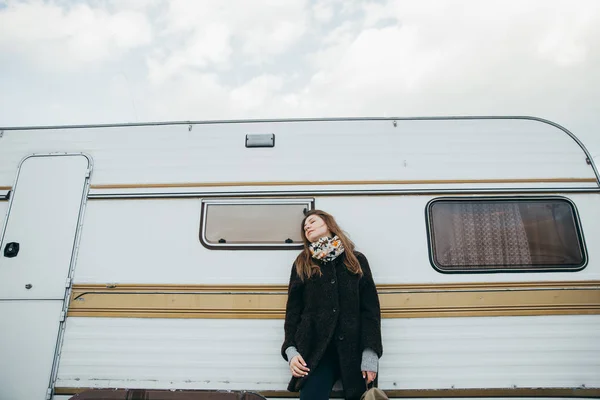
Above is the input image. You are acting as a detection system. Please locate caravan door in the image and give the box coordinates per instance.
[0,154,91,400]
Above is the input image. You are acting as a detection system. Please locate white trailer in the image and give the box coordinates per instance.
[0,117,598,400]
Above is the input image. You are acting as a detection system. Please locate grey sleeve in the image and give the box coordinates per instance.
[361,348,379,372]
[285,346,300,365]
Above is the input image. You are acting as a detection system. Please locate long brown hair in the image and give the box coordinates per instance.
[295,209,362,281]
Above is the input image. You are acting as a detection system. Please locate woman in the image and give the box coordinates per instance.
[281,210,383,400]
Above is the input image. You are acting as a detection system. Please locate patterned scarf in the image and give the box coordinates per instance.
[309,235,345,262]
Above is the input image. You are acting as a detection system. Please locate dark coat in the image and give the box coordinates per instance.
[281,251,383,400]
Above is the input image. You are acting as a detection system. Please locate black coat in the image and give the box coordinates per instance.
[281,251,383,400]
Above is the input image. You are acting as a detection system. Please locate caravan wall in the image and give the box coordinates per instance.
[0,117,598,399]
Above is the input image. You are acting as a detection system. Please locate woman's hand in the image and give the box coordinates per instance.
[362,371,377,384]
[290,354,310,377]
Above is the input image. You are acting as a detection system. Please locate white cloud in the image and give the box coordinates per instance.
[0,1,152,70]
[142,72,288,121]
[289,0,600,118]
[143,71,231,121]
[161,0,308,55]
[536,8,597,67]
[307,21,359,72]
[1,0,599,155]
[230,74,284,112]
[242,19,306,59]
[106,0,162,12]
[312,25,445,95]
[312,0,335,23]
[148,23,232,84]
[147,0,309,81]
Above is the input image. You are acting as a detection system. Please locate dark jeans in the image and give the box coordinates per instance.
[300,343,341,400]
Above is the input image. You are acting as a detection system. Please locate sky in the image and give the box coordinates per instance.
[0,0,599,157]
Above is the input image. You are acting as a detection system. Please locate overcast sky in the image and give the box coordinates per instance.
[1,0,599,156]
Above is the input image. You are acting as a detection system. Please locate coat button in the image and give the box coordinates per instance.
[338,335,344,341]
[331,279,335,284]
[333,308,337,313]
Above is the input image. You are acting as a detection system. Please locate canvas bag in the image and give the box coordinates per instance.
[360,381,389,400]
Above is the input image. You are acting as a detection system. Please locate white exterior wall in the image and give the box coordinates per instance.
[0,201,7,236]
[0,301,64,400]
[73,193,600,285]
[1,118,598,397]
[0,118,596,187]
[56,315,600,391]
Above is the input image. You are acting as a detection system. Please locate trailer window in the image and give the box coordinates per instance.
[427,198,586,272]
[200,199,313,249]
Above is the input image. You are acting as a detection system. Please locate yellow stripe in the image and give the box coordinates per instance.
[90,178,597,189]
[0,178,595,194]
[0,178,596,192]
[0,186,10,200]
[261,388,600,398]
[72,280,600,291]
[68,281,600,319]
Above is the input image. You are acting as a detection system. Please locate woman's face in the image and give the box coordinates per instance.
[304,215,332,242]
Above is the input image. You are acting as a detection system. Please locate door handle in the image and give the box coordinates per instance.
[3,242,19,258]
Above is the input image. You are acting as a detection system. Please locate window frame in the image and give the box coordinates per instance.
[425,196,588,274]
[199,198,314,250]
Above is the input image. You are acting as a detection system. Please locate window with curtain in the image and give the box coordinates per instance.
[427,198,586,272]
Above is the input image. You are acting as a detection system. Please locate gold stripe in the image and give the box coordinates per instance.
[71,280,600,292]
[1,178,595,193]
[90,178,597,189]
[0,186,10,201]
[53,387,600,398]
[68,281,600,319]
[263,388,600,398]
[262,388,600,398]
